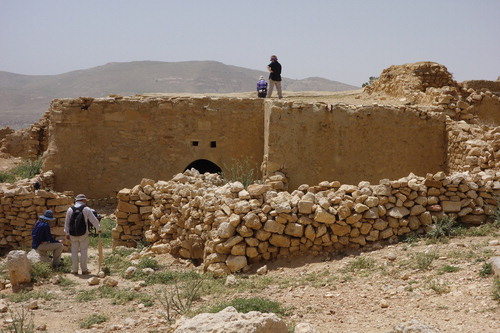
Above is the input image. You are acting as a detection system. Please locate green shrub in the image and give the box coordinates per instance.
[30,262,53,282]
[479,263,493,277]
[80,313,108,329]
[0,171,16,183]
[428,214,460,239]
[137,257,160,270]
[343,256,375,272]
[412,251,438,271]
[206,297,288,316]
[222,157,259,188]
[89,218,115,248]
[10,158,42,179]
[438,265,461,274]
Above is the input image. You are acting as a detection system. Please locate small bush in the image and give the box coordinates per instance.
[206,297,288,316]
[8,290,56,303]
[438,265,461,274]
[5,308,35,333]
[137,257,160,270]
[0,171,16,183]
[80,313,108,329]
[344,256,376,272]
[222,157,259,188]
[30,262,53,282]
[428,214,460,239]
[479,263,493,277]
[159,276,204,321]
[412,251,438,271]
[10,158,43,179]
[425,279,451,294]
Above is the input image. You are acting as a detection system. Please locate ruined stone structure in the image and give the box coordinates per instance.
[114,169,500,275]
[1,61,500,264]
[40,97,448,199]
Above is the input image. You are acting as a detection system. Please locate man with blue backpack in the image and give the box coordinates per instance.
[64,194,101,275]
[32,210,63,267]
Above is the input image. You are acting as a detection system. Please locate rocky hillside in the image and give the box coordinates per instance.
[0,61,359,128]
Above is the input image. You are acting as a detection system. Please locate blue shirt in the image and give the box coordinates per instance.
[32,220,57,248]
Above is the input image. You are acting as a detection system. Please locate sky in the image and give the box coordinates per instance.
[1,0,499,87]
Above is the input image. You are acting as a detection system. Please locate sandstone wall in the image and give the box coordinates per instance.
[447,120,500,173]
[0,172,71,248]
[0,113,50,159]
[115,169,500,275]
[43,96,265,198]
[263,102,447,190]
[462,80,500,94]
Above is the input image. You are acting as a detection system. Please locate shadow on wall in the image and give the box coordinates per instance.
[185,159,222,174]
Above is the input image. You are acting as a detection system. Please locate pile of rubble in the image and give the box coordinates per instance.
[114,168,499,275]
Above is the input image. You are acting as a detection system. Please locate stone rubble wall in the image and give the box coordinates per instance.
[0,112,50,160]
[114,169,500,275]
[447,120,500,173]
[364,62,500,125]
[0,171,73,248]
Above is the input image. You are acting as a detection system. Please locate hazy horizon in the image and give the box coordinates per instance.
[1,0,499,86]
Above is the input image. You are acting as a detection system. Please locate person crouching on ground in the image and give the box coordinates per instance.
[32,210,64,267]
[64,194,101,275]
[257,76,268,98]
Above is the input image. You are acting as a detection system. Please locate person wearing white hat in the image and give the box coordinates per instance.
[64,194,101,275]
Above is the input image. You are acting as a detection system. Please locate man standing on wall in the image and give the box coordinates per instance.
[267,55,283,99]
[64,194,101,275]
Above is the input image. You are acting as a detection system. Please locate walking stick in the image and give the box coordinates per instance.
[98,232,103,272]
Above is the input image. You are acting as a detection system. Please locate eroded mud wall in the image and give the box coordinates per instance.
[264,102,447,189]
[43,96,265,198]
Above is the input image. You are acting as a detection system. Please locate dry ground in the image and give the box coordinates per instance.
[0,231,499,333]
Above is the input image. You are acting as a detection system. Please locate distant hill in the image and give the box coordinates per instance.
[0,61,359,128]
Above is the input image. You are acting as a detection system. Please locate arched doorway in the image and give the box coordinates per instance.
[184,159,222,174]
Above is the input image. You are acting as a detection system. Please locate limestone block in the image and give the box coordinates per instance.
[298,200,314,214]
[244,212,262,230]
[284,223,304,237]
[264,220,285,234]
[410,204,426,216]
[388,207,410,218]
[117,201,138,213]
[226,255,247,273]
[217,222,236,239]
[6,250,31,292]
[206,263,231,277]
[230,243,246,256]
[380,228,394,239]
[314,208,335,224]
[236,225,254,238]
[269,234,291,247]
[173,306,288,333]
[337,206,351,220]
[247,184,271,196]
[255,229,271,241]
[330,223,350,236]
[441,201,461,212]
[304,225,315,241]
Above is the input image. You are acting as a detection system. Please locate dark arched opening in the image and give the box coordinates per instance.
[184,159,222,174]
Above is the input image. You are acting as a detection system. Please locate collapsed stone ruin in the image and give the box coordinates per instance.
[1,61,500,274]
